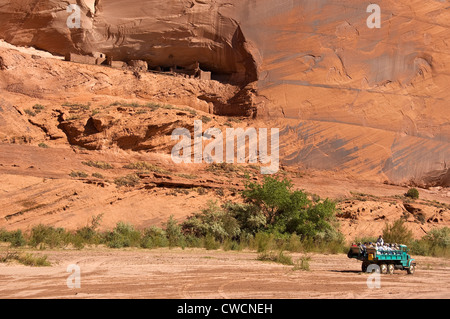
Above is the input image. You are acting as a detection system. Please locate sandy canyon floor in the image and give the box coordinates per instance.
[0,247,448,299]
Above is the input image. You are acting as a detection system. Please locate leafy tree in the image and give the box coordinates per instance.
[242,176,309,225]
[182,176,340,242]
[405,188,419,199]
[242,176,338,239]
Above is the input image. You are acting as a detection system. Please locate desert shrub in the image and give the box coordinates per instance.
[74,214,103,247]
[17,253,51,267]
[412,227,450,257]
[0,250,50,267]
[405,188,419,199]
[222,238,243,251]
[206,163,239,174]
[409,239,430,256]
[0,229,26,247]
[183,234,203,248]
[106,222,141,248]
[203,233,221,250]
[382,219,414,245]
[257,250,294,266]
[8,230,26,247]
[82,161,113,170]
[201,115,212,124]
[92,172,104,179]
[123,162,169,174]
[69,171,88,178]
[254,232,275,253]
[285,233,302,252]
[28,224,71,248]
[32,104,45,113]
[293,255,311,271]
[24,109,37,117]
[114,174,141,187]
[0,229,9,242]
[223,202,266,236]
[38,143,49,149]
[141,226,168,249]
[424,227,450,248]
[181,201,241,242]
[164,216,184,248]
[62,102,91,110]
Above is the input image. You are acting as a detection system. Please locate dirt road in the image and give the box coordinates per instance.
[0,248,448,299]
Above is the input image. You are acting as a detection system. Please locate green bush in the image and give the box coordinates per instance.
[181,201,241,242]
[32,104,45,112]
[242,176,339,240]
[222,238,243,251]
[69,171,88,178]
[203,233,221,250]
[74,214,104,247]
[164,216,184,248]
[123,162,170,174]
[92,172,104,179]
[114,174,141,187]
[254,232,275,253]
[423,226,449,246]
[0,229,26,247]
[82,161,113,170]
[183,234,203,248]
[405,188,419,199]
[140,226,168,249]
[17,253,51,267]
[0,251,51,267]
[9,230,26,247]
[28,225,71,248]
[412,227,450,257]
[106,222,141,248]
[293,255,311,271]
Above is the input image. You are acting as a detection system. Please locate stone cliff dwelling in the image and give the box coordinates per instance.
[65,52,212,81]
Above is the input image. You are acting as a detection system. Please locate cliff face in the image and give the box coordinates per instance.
[0,0,449,185]
[0,0,259,85]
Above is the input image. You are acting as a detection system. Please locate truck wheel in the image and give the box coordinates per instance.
[407,264,416,275]
[388,264,395,275]
[362,262,369,273]
[380,264,388,274]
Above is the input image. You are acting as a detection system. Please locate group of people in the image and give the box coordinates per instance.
[354,236,403,255]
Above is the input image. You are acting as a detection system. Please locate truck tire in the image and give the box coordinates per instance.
[388,264,395,275]
[362,262,369,273]
[380,264,388,274]
[407,263,416,275]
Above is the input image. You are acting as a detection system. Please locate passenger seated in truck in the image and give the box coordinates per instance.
[358,242,366,254]
[376,242,383,254]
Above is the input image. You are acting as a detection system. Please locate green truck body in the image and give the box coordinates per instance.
[347,244,416,274]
